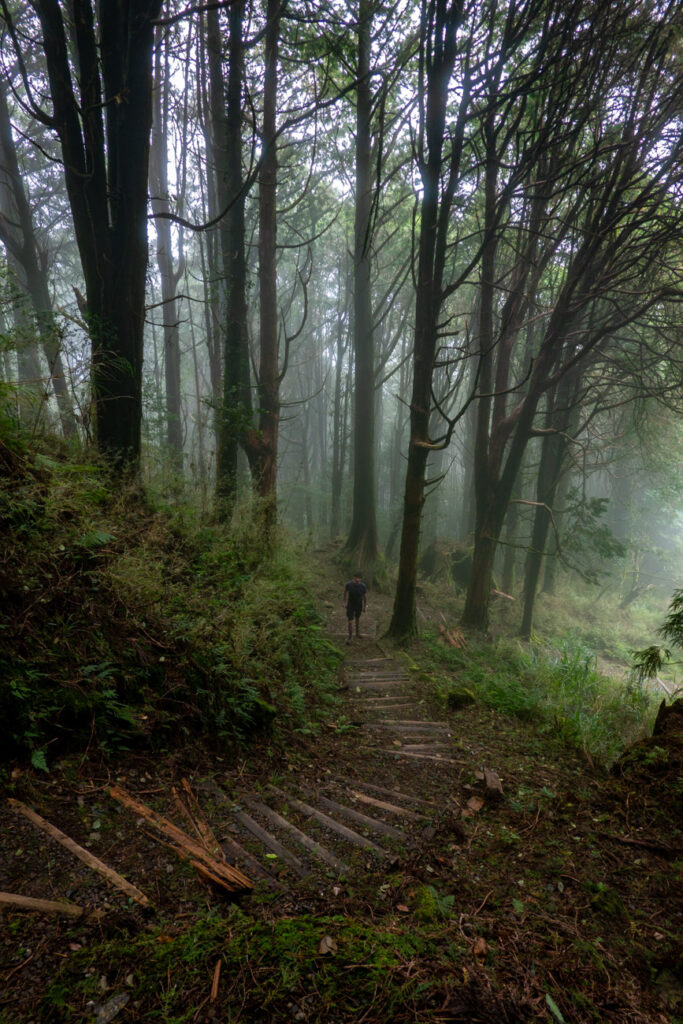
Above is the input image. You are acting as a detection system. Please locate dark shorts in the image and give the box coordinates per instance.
[346,602,363,620]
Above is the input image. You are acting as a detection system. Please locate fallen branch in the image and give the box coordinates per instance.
[109,785,252,893]
[0,891,83,918]
[7,799,149,907]
[210,959,222,1003]
[181,778,223,858]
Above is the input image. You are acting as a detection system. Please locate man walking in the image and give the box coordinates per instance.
[343,571,367,643]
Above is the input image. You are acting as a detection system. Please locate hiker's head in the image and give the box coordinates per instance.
[353,571,362,581]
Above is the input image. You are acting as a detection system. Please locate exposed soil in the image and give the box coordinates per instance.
[1,553,681,1023]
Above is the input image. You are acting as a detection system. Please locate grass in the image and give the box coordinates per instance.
[423,631,657,765]
[33,907,466,1023]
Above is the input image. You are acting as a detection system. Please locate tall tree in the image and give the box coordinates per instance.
[150,24,185,469]
[388,0,469,640]
[209,0,252,510]
[344,0,379,570]
[246,0,283,533]
[7,0,163,466]
[462,2,683,628]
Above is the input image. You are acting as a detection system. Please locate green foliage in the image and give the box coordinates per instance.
[562,493,627,585]
[413,884,455,922]
[0,438,341,765]
[427,632,656,765]
[632,587,683,682]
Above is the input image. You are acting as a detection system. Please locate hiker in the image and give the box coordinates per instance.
[343,571,367,642]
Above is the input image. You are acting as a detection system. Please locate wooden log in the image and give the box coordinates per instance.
[108,785,252,892]
[0,891,83,918]
[304,790,406,840]
[8,798,149,907]
[196,780,281,885]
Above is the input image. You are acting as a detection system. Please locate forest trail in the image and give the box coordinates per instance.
[189,576,464,889]
[2,555,680,1022]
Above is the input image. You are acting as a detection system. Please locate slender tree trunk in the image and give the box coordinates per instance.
[542,470,570,594]
[209,1,252,511]
[0,77,77,438]
[462,115,500,629]
[7,262,44,423]
[345,0,379,571]
[331,252,352,540]
[150,29,183,469]
[500,495,520,596]
[248,0,281,534]
[520,371,580,635]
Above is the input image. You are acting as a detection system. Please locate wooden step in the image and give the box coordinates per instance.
[348,790,428,822]
[267,787,389,856]
[376,749,464,766]
[241,797,348,875]
[232,808,308,877]
[301,788,407,840]
[336,778,436,810]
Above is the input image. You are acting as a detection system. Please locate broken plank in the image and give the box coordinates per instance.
[180,778,224,857]
[367,724,451,735]
[241,797,349,874]
[219,834,280,884]
[267,786,390,854]
[8,798,149,907]
[351,680,410,691]
[400,743,453,752]
[0,891,83,918]
[109,785,252,892]
[349,791,428,821]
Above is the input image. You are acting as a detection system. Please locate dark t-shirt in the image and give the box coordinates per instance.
[345,580,367,608]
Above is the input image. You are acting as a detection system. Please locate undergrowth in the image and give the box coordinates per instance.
[424,632,657,765]
[0,431,341,766]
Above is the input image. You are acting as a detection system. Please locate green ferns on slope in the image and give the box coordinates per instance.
[0,432,340,766]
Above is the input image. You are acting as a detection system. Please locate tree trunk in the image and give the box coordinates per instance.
[249,0,281,535]
[500,495,520,596]
[150,28,183,470]
[388,0,463,641]
[209,1,252,511]
[344,0,379,570]
[330,258,349,537]
[34,0,161,468]
[0,76,77,438]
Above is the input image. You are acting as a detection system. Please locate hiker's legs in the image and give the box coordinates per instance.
[355,613,361,636]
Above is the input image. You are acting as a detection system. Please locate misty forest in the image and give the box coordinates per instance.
[0,1,682,1022]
